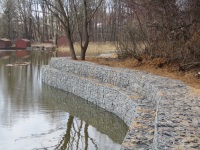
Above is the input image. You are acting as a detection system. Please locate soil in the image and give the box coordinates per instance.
[86,57,200,95]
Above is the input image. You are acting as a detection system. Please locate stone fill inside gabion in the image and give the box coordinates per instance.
[42,58,200,150]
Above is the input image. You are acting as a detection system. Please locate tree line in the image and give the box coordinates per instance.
[0,0,200,68]
[0,0,120,43]
[118,0,200,70]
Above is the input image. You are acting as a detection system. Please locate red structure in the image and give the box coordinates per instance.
[57,36,68,47]
[16,50,30,58]
[0,38,12,48]
[15,39,31,49]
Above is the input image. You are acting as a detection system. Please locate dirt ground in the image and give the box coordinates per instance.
[86,57,200,95]
[54,41,200,95]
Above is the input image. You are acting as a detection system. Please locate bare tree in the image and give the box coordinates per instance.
[43,0,103,60]
[117,0,200,69]
[0,0,17,39]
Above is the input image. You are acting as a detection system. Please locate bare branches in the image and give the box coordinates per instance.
[115,0,200,69]
[40,0,103,60]
[87,0,103,23]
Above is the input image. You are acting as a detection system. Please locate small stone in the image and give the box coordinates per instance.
[172,119,182,123]
[149,129,154,135]
[163,131,172,137]
[191,144,200,148]
[182,137,198,143]
[192,118,200,127]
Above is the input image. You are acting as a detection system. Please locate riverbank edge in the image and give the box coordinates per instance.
[41,58,200,150]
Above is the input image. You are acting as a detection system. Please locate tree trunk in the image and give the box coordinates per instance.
[80,47,87,60]
[66,30,77,60]
[80,0,90,60]
[68,39,77,60]
[80,33,89,60]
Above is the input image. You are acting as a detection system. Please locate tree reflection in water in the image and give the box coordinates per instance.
[16,116,104,150]
[0,50,128,150]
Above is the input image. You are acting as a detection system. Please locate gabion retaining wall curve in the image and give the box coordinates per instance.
[41,58,200,150]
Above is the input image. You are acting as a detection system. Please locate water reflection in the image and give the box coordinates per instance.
[0,50,128,150]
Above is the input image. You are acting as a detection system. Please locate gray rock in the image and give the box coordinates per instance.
[41,58,200,150]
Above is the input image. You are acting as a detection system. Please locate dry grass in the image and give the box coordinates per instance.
[57,42,116,56]
[32,43,53,47]
[86,57,200,94]
[57,42,200,94]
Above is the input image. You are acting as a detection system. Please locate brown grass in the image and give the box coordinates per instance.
[32,43,53,47]
[56,42,200,94]
[57,42,116,56]
[86,57,200,94]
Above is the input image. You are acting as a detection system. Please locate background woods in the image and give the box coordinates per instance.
[0,0,200,66]
[118,0,200,69]
[0,0,118,43]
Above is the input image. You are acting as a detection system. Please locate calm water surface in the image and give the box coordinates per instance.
[0,50,128,150]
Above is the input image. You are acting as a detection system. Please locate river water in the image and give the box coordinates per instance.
[0,50,128,150]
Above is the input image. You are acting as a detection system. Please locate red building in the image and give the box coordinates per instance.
[57,36,68,47]
[15,39,31,49]
[0,38,12,48]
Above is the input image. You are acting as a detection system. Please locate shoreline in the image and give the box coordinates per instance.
[41,58,200,150]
